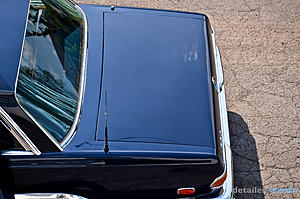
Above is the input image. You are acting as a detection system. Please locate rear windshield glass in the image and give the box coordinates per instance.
[16,0,84,142]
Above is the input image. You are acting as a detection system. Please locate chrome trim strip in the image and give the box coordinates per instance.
[209,28,227,190]
[0,107,41,155]
[1,151,35,156]
[15,193,87,199]
[209,27,233,199]
[60,4,88,148]
[69,149,214,155]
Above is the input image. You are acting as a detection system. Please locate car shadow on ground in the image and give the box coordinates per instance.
[228,111,264,199]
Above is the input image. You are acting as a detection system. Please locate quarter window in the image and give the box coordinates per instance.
[16,0,84,142]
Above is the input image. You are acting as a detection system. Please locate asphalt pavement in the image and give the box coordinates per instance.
[75,1,300,198]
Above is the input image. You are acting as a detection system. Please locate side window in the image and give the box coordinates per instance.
[16,0,84,143]
[0,123,23,151]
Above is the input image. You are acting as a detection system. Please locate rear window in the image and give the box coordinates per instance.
[16,0,84,143]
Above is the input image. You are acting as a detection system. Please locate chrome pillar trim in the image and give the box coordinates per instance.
[60,4,88,148]
[209,27,234,199]
[0,107,41,156]
[15,193,87,199]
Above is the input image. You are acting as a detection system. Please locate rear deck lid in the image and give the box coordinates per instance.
[96,11,216,148]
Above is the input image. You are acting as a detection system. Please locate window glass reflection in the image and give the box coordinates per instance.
[16,0,83,142]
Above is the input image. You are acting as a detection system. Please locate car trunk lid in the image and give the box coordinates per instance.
[95,11,216,148]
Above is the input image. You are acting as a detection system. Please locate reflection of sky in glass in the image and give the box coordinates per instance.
[16,0,83,142]
[25,35,77,99]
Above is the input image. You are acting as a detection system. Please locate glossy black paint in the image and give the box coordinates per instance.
[1,152,222,198]
[67,4,219,156]
[0,2,224,198]
[0,0,29,94]
[96,11,215,148]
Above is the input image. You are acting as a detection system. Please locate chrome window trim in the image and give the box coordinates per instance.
[15,193,87,199]
[0,107,41,155]
[209,27,233,199]
[13,0,89,151]
[60,4,88,148]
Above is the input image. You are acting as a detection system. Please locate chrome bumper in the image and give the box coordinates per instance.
[210,27,234,199]
[15,193,86,199]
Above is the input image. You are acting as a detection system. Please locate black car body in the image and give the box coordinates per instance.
[0,0,233,198]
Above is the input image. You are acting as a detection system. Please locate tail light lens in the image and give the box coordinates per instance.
[177,187,195,196]
[210,168,227,188]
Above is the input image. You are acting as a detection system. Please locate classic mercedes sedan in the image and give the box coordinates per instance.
[0,0,233,198]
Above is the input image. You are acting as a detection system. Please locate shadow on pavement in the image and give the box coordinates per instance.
[228,111,264,199]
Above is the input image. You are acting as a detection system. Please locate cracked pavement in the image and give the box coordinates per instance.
[75,1,300,198]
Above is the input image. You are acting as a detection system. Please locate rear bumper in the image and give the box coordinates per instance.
[210,27,233,199]
[15,193,85,199]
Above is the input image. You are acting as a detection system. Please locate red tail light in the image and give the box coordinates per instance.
[177,187,195,196]
[211,168,227,188]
